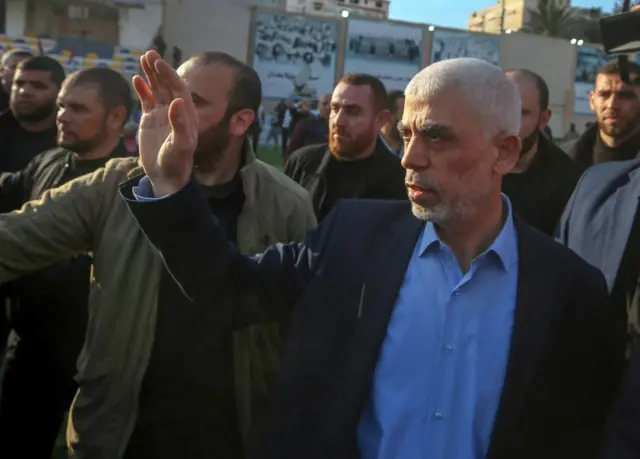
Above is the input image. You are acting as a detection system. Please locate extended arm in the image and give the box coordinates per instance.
[0,167,104,284]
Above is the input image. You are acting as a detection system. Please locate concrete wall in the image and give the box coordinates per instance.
[118,3,163,49]
[163,0,253,63]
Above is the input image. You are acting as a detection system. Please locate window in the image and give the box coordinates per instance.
[68,5,89,20]
[375,1,383,7]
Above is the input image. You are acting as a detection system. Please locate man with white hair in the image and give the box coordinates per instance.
[124,55,622,458]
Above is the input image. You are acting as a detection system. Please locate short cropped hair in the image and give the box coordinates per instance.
[505,68,550,111]
[191,51,262,116]
[63,67,133,123]
[1,49,34,66]
[406,58,521,138]
[597,60,640,79]
[338,73,388,112]
[17,56,66,87]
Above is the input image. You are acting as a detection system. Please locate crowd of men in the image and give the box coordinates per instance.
[1,40,640,459]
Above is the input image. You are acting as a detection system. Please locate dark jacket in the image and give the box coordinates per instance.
[285,117,329,160]
[284,138,406,218]
[0,142,133,368]
[126,187,622,459]
[562,122,597,168]
[0,110,57,173]
[503,134,584,236]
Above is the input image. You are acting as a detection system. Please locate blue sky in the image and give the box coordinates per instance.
[389,0,615,29]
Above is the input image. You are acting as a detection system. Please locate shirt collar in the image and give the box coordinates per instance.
[418,195,518,272]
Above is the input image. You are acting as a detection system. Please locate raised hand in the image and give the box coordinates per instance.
[132,50,198,197]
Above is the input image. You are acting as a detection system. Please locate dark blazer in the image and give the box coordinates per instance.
[125,182,622,459]
[557,159,640,293]
[556,160,640,459]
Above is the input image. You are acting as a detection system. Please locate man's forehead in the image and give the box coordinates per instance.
[14,69,52,83]
[58,83,99,103]
[595,73,636,91]
[332,82,371,104]
[178,61,234,93]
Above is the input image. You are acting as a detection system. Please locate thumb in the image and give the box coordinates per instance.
[168,98,196,153]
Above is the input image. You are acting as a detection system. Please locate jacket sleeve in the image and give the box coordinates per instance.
[0,167,105,284]
[122,178,337,319]
[601,342,640,459]
[0,157,39,213]
[554,168,589,244]
[287,191,317,242]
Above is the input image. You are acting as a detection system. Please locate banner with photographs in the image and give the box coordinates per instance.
[342,19,425,92]
[251,12,339,100]
[574,45,615,114]
[430,30,500,66]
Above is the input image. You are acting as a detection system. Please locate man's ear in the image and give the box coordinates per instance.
[494,132,521,174]
[230,108,255,137]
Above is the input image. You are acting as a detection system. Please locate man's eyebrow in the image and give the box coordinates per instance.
[397,121,456,139]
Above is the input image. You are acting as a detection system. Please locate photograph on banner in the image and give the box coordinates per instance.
[574,45,615,114]
[342,19,424,91]
[251,11,339,100]
[430,30,500,66]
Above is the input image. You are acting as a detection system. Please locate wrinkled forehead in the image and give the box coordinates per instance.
[402,92,479,133]
[595,72,637,92]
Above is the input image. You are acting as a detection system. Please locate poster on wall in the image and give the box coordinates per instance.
[342,19,425,92]
[574,46,615,114]
[430,30,500,66]
[251,12,339,100]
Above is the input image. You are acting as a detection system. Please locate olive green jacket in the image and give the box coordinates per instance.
[0,144,316,458]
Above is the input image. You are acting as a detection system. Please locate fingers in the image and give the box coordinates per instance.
[132,75,154,112]
[154,59,197,127]
[168,98,197,154]
[141,50,172,105]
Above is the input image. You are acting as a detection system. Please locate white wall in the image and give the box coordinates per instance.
[164,0,252,62]
[118,4,163,49]
[5,0,26,37]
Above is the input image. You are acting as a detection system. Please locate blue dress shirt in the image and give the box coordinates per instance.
[357,197,519,459]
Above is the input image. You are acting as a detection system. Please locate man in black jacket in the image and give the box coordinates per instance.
[0,49,33,112]
[503,69,584,235]
[284,73,406,221]
[0,67,133,458]
[126,54,621,459]
[0,56,64,172]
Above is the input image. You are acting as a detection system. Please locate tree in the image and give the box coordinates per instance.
[523,0,579,39]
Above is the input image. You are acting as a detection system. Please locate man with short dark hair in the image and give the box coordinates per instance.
[503,69,584,235]
[380,89,405,157]
[563,60,640,168]
[285,73,406,221]
[0,56,65,172]
[0,67,134,458]
[0,50,315,459]
[0,49,33,111]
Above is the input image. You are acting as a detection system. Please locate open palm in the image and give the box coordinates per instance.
[132,51,198,196]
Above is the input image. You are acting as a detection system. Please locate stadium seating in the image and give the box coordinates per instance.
[0,34,145,77]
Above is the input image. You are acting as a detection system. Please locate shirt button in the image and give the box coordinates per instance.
[433,411,444,420]
[444,345,454,354]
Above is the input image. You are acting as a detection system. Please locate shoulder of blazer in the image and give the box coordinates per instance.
[516,218,604,283]
[575,159,640,201]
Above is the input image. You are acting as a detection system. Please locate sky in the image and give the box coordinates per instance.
[389,0,615,29]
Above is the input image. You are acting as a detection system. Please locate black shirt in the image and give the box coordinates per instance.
[502,135,585,236]
[125,174,246,459]
[593,131,640,165]
[285,138,407,221]
[0,111,57,172]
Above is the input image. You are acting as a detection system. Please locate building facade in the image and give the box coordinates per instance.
[468,0,571,34]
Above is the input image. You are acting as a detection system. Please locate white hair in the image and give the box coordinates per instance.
[405,57,521,137]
